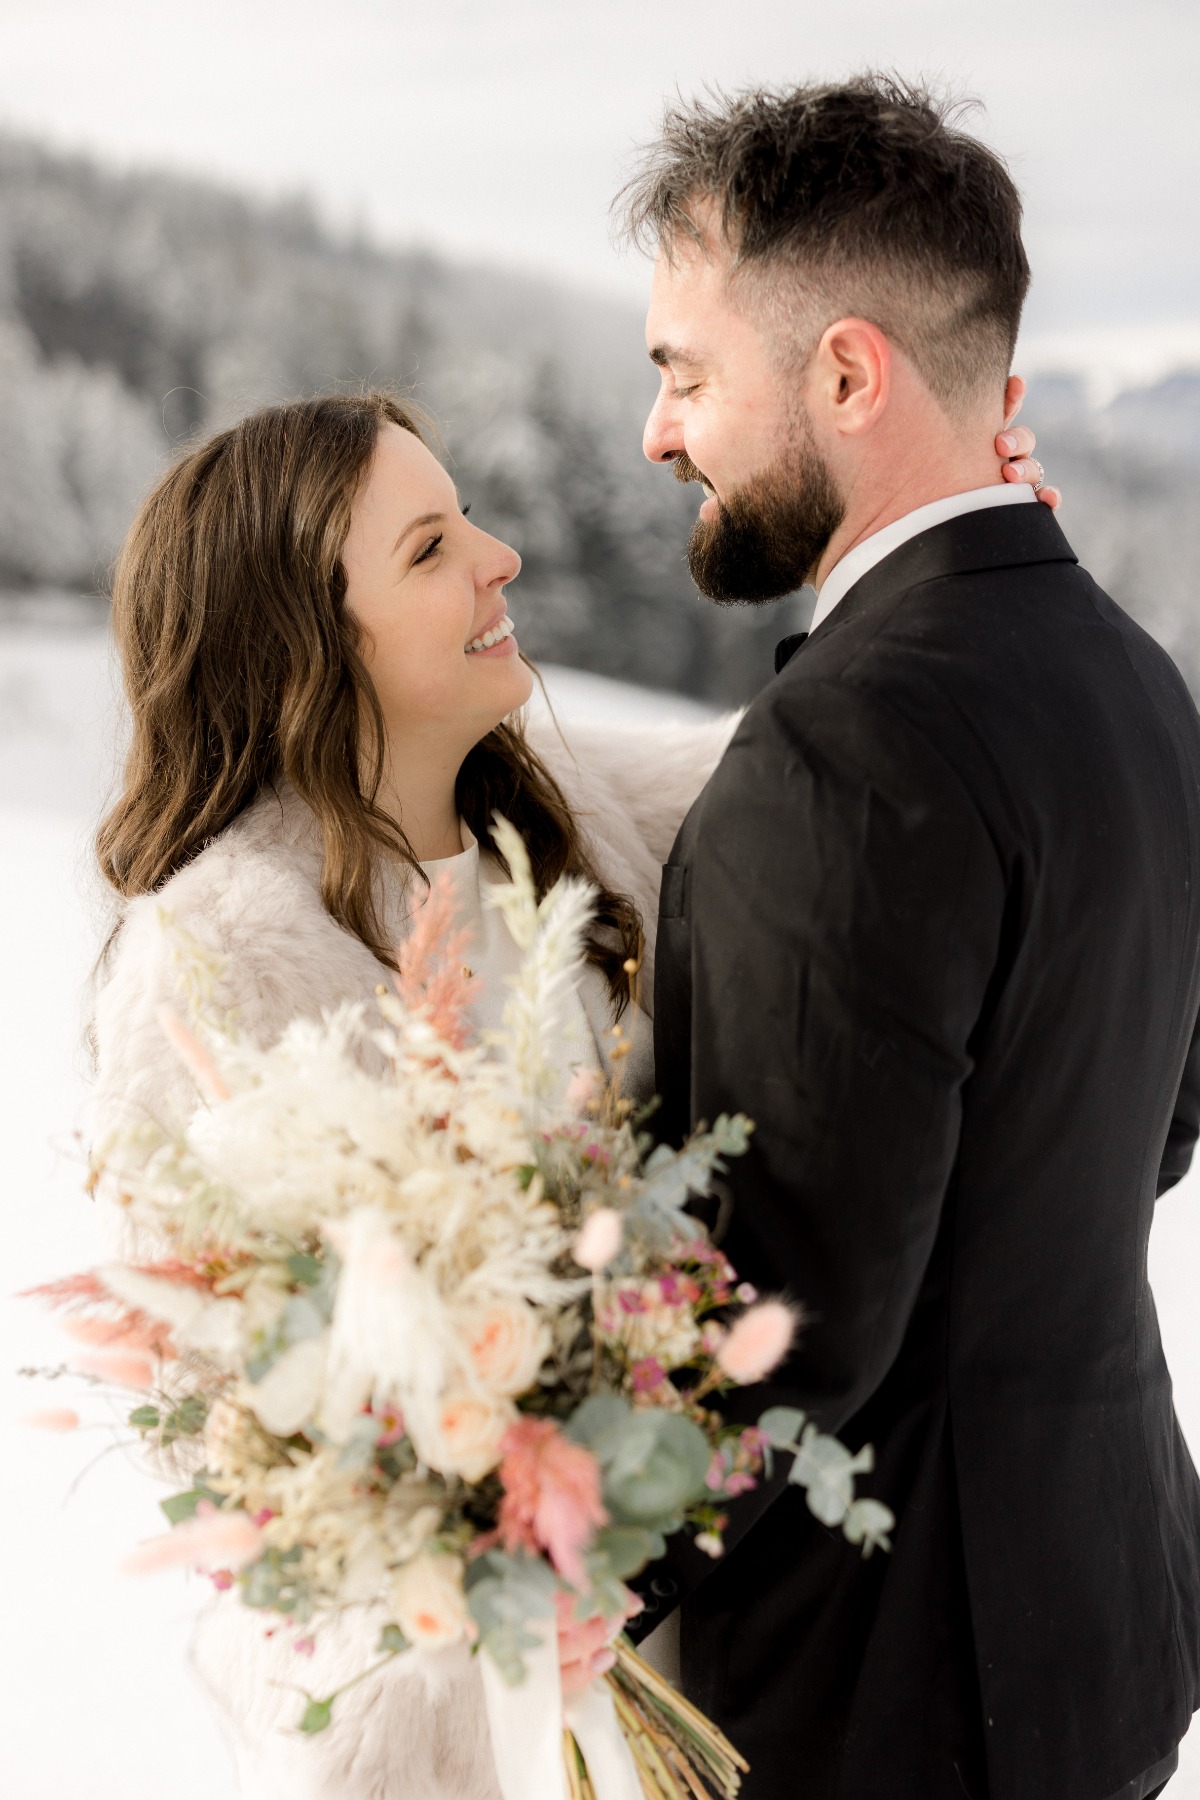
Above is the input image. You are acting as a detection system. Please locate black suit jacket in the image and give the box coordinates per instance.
[650,504,1200,1800]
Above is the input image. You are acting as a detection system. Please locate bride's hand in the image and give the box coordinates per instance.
[556,1586,641,1697]
[997,375,1061,509]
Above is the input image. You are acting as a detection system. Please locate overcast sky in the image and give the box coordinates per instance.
[2,0,1198,386]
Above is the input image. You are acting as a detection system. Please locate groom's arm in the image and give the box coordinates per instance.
[630,680,1006,1635]
[1159,1008,1200,1195]
[688,680,1006,1432]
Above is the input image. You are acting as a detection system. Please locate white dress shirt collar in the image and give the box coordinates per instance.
[806,483,1037,636]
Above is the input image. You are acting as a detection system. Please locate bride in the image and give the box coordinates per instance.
[88,388,1050,1798]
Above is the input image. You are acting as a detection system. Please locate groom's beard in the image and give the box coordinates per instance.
[676,421,846,604]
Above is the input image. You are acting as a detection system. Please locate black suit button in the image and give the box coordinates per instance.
[650,1577,678,1598]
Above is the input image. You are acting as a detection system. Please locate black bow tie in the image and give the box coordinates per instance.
[774,632,808,674]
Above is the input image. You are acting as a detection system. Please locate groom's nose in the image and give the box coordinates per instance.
[643,389,684,465]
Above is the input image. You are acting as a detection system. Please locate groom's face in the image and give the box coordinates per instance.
[643,226,845,600]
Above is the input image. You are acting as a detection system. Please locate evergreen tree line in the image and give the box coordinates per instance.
[0,135,1197,705]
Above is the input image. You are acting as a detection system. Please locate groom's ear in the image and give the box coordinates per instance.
[812,318,891,438]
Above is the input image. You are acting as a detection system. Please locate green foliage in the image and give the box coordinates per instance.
[377,1623,409,1655]
[160,1478,224,1525]
[567,1394,711,1530]
[160,1394,209,1444]
[629,1115,753,1254]
[465,1550,557,1686]
[298,1698,334,1735]
[128,1404,160,1434]
[241,1545,312,1618]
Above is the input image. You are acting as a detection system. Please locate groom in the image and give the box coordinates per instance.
[626,78,1200,1800]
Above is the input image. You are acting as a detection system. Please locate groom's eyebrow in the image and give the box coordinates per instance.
[649,343,704,371]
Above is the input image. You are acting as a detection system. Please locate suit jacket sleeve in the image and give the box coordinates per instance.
[1159,1006,1200,1194]
[633,679,1007,1629]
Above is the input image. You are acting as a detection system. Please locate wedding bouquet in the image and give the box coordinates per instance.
[27,821,892,1800]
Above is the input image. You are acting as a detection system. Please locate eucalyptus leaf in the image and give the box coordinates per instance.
[465,1550,557,1687]
[758,1406,807,1449]
[160,1480,223,1525]
[299,1698,334,1734]
[568,1394,711,1530]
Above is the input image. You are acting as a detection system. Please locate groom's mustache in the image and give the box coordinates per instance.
[671,452,710,490]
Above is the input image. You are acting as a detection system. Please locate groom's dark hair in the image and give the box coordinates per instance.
[616,76,1031,414]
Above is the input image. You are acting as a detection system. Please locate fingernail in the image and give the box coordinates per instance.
[1011,462,1026,478]
[999,433,1018,453]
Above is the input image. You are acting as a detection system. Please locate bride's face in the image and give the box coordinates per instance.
[342,423,531,749]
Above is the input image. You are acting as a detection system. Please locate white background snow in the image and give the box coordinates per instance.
[1,619,1197,1797]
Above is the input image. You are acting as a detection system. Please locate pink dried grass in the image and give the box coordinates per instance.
[23,1409,81,1432]
[715,1300,798,1385]
[74,1348,158,1390]
[157,1006,231,1104]
[122,1502,264,1577]
[395,871,477,1051]
[497,1417,608,1589]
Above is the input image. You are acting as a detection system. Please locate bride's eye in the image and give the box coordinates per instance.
[413,532,444,565]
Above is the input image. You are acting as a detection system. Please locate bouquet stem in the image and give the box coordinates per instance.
[599,1641,749,1799]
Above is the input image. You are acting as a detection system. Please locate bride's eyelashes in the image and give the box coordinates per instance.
[411,504,470,567]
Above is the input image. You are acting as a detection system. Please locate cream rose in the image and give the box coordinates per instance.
[461,1299,550,1398]
[389,1552,469,1648]
[413,1389,514,1481]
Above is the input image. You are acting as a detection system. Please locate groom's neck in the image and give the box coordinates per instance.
[812,391,1006,591]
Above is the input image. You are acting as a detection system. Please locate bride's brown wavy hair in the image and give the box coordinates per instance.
[96,391,640,1006]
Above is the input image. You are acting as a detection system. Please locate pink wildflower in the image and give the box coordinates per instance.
[658,1272,701,1306]
[630,1357,667,1395]
[123,1505,264,1577]
[251,1508,278,1528]
[497,1417,608,1589]
[157,1006,231,1104]
[573,1208,623,1273]
[565,1066,600,1113]
[294,1636,316,1657]
[716,1300,798,1386]
[374,1405,405,1447]
[23,1408,80,1432]
[209,1569,234,1591]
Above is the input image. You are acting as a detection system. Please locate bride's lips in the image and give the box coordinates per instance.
[465,607,518,658]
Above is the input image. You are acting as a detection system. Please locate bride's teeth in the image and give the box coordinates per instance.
[466,617,513,653]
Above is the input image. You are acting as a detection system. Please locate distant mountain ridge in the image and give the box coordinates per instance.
[0,134,1197,702]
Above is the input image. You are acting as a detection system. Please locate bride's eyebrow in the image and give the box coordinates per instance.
[391,511,445,556]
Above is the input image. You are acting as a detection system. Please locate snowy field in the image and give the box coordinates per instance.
[1,619,1198,1798]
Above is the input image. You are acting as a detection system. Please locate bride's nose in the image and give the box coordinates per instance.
[480,532,521,589]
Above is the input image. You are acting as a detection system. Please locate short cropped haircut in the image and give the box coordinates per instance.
[616,76,1031,414]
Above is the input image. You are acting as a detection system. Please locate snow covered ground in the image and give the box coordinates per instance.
[1,621,1198,1797]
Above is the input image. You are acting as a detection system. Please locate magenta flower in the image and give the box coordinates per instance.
[630,1357,667,1394]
